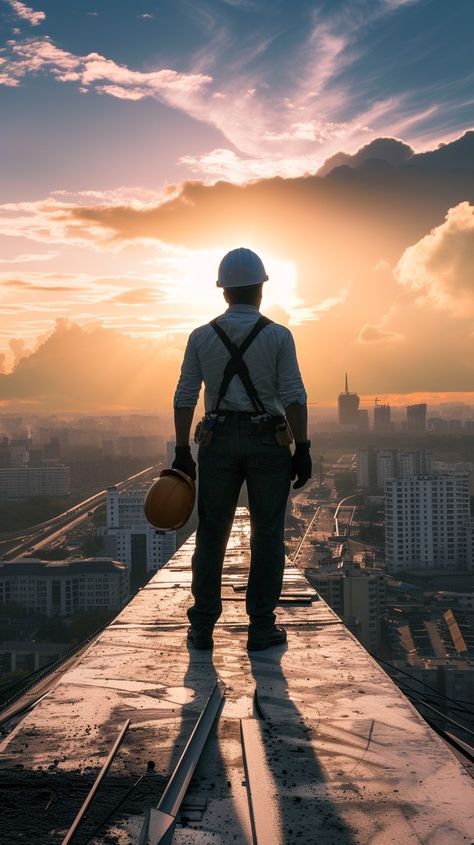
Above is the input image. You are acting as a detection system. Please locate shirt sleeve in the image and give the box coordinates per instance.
[276,329,307,407]
[173,331,203,408]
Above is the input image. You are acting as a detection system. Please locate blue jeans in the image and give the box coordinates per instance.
[188,414,292,631]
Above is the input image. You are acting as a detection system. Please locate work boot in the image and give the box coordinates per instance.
[187,625,214,650]
[246,625,287,651]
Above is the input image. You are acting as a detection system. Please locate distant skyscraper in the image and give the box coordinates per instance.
[338,373,360,430]
[373,400,391,432]
[407,403,427,432]
[385,473,472,573]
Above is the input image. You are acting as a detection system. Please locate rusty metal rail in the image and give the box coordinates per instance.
[141,678,225,845]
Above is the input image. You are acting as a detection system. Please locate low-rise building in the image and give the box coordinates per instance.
[0,558,129,616]
[0,465,71,499]
[311,561,385,651]
[384,602,474,722]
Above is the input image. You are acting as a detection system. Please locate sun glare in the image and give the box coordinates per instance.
[153,246,300,330]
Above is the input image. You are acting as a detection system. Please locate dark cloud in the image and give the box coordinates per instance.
[410,131,474,170]
[68,132,474,262]
[318,137,415,176]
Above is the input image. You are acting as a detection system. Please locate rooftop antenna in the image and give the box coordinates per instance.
[345,372,349,393]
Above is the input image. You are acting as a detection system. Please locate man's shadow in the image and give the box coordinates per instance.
[167,641,249,842]
[248,643,359,844]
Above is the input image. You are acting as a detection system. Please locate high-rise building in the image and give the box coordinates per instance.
[385,473,472,574]
[407,403,427,432]
[398,450,433,477]
[357,449,433,490]
[356,447,377,488]
[100,487,177,590]
[373,400,391,432]
[338,373,360,431]
[434,461,474,493]
[376,449,397,488]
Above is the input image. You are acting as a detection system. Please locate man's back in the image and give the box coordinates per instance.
[175,303,306,416]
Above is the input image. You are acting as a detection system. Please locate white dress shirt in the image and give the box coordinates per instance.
[174,304,307,416]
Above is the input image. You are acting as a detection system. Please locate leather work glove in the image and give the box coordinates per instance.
[172,445,196,481]
[291,442,312,490]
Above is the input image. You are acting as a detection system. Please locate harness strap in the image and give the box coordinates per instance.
[210,315,272,414]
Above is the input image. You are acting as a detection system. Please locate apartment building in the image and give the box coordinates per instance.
[0,558,129,616]
[385,473,472,573]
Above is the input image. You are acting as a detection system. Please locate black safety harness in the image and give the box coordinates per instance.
[209,315,273,417]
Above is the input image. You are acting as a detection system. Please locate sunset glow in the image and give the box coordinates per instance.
[0,0,473,410]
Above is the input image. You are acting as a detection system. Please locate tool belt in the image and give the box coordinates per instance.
[194,316,293,447]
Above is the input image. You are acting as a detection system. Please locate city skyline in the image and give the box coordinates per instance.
[1,1,473,410]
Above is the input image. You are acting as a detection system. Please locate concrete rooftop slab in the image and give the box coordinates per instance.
[1,508,473,844]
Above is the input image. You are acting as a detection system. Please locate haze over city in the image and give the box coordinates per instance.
[0,0,473,411]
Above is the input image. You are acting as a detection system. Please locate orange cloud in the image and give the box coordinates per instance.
[0,320,178,410]
[394,202,474,317]
[111,287,162,305]
[358,323,404,343]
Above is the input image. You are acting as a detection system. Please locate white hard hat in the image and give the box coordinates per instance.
[216,247,268,288]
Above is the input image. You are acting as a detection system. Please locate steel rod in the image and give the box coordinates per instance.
[61,718,130,845]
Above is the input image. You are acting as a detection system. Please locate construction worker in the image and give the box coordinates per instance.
[172,247,311,651]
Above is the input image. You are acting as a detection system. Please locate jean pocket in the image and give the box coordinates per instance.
[258,433,288,448]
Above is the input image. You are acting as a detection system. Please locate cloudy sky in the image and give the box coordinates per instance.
[0,0,473,410]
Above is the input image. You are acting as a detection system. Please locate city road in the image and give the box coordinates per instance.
[0,464,160,560]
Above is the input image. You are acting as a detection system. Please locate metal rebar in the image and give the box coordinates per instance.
[61,719,130,845]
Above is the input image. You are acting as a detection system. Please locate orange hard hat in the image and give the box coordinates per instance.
[144,468,195,530]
